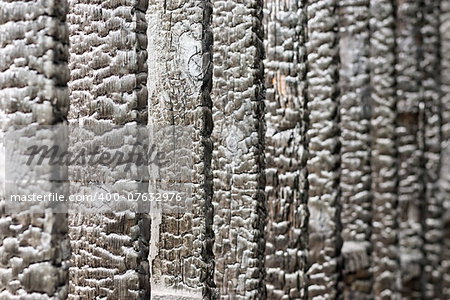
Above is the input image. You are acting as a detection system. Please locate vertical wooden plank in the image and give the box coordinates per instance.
[421,1,443,299]
[395,0,425,298]
[0,0,71,299]
[67,1,150,299]
[440,0,450,298]
[369,0,400,299]
[211,0,266,298]
[305,0,341,299]
[146,0,215,298]
[263,0,309,299]
[337,0,372,298]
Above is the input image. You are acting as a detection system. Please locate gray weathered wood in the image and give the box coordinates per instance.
[369,0,400,299]
[146,0,215,298]
[337,1,372,298]
[211,0,266,298]
[395,0,425,298]
[0,0,71,299]
[305,0,341,299]
[421,1,443,299]
[440,0,450,298]
[67,1,150,299]
[263,0,309,299]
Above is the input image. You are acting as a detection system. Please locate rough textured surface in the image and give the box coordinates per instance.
[337,1,371,299]
[421,1,443,299]
[0,0,71,299]
[368,0,399,299]
[395,1,425,298]
[305,0,341,299]
[146,0,215,298]
[3,0,450,299]
[263,0,309,299]
[67,1,150,299]
[211,0,266,298]
[68,0,148,124]
[440,1,450,298]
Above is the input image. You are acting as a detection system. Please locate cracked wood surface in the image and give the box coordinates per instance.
[0,1,450,299]
[305,0,341,299]
[0,0,71,299]
[369,0,399,299]
[211,0,266,299]
[67,1,150,299]
[440,1,450,298]
[146,0,215,298]
[337,1,372,298]
[395,1,425,298]
[421,1,443,299]
[263,0,309,299]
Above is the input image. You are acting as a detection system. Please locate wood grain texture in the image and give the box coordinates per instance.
[395,0,425,298]
[369,0,400,299]
[211,0,266,298]
[0,0,71,299]
[337,1,372,298]
[420,1,443,299]
[67,1,150,299]
[305,0,341,299]
[146,0,215,298]
[1,0,450,298]
[440,0,450,298]
[263,0,309,299]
